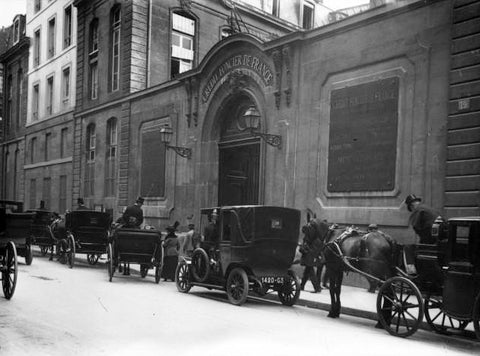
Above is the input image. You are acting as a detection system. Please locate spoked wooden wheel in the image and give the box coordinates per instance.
[473,294,480,341]
[67,234,76,269]
[425,296,470,335]
[2,242,18,300]
[25,244,33,265]
[106,243,114,282]
[376,276,424,338]
[278,270,301,306]
[175,260,192,293]
[191,248,210,283]
[87,254,100,265]
[226,268,249,306]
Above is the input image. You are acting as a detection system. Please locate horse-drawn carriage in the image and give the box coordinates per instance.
[175,206,301,306]
[106,227,163,283]
[64,210,112,268]
[0,200,34,266]
[302,215,480,340]
[28,209,59,260]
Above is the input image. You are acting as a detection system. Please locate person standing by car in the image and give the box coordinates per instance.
[161,221,180,281]
[300,233,322,293]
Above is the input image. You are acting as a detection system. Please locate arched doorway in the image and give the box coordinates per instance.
[218,93,261,206]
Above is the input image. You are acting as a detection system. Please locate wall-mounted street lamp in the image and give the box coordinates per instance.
[160,127,192,159]
[243,106,282,149]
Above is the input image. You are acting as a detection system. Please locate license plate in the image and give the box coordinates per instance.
[261,276,284,285]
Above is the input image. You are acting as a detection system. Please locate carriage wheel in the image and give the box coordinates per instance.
[25,244,33,266]
[2,242,18,300]
[140,264,148,278]
[67,235,76,269]
[473,293,480,341]
[226,268,249,306]
[376,276,424,338]
[87,254,100,265]
[175,261,192,293]
[424,296,470,335]
[155,265,162,284]
[40,246,49,256]
[191,248,210,283]
[278,270,301,306]
[106,243,114,282]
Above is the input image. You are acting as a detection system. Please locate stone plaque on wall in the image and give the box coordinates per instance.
[327,77,399,192]
[140,125,166,198]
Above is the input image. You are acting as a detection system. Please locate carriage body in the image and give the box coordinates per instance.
[107,227,163,283]
[0,200,34,265]
[176,205,301,306]
[439,217,480,326]
[28,209,57,257]
[64,210,112,267]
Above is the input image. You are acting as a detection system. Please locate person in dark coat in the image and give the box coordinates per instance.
[161,221,180,281]
[76,198,90,210]
[405,194,440,244]
[300,233,322,293]
[119,196,144,228]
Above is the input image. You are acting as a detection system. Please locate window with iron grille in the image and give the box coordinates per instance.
[105,118,117,197]
[85,124,96,196]
[48,17,56,59]
[34,29,40,67]
[90,61,98,100]
[30,137,37,164]
[44,132,51,161]
[64,5,72,48]
[46,76,54,115]
[302,1,314,29]
[32,84,39,121]
[89,19,99,55]
[60,127,68,158]
[62,66,70,102]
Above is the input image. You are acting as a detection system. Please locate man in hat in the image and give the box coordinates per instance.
[76,198,90,211]
[404,194,440,244]
[120,196,144,228]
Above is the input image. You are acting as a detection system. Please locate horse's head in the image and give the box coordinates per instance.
[301,218,332,245]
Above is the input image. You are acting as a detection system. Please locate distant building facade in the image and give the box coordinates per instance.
[0,15,29,202]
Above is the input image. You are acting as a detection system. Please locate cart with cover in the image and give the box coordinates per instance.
[107,227,163,283]
[64,210,112,268]
[175,205,301,306]
[0,200,34,266]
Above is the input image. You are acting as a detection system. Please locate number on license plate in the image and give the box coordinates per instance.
[261,276,284,285]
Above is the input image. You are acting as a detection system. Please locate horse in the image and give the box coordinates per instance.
[301,218,397,320]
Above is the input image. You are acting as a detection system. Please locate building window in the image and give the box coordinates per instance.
[64,5,72,48]
[6,75,12,132]
[34,29,41,67]
[44,132,51,161]
[16,69,24,128]
[60,127,68,158]
[171,12,195,79]
[42,177,51,210]
[105,118,117,197]
[90,62,98,100]
[13,19,20,44]
[46,76,54,115]
[30,137,37,164]
[59,175,67,213]
[89,19,99,54]
[140,120,167,197]
[30,179,37,209]
[62,66,70,102]
[32,84,39,121]
[111,6,121,92]
[34,0,41,13]
[48,17,56,58]
[85,124,96,197]
[302,1,314,29]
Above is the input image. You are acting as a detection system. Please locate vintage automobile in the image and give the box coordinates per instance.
[64,210,112,268]
[175,205,301,306]
[107,227,163,283]
[375,216,480,339]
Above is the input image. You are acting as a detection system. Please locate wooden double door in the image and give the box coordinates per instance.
[218,143,260,206]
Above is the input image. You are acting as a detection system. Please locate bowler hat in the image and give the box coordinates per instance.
[404,194,422,206]
[136,196,145,204]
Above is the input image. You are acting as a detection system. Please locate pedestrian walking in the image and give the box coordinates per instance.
[161,221,180,281]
